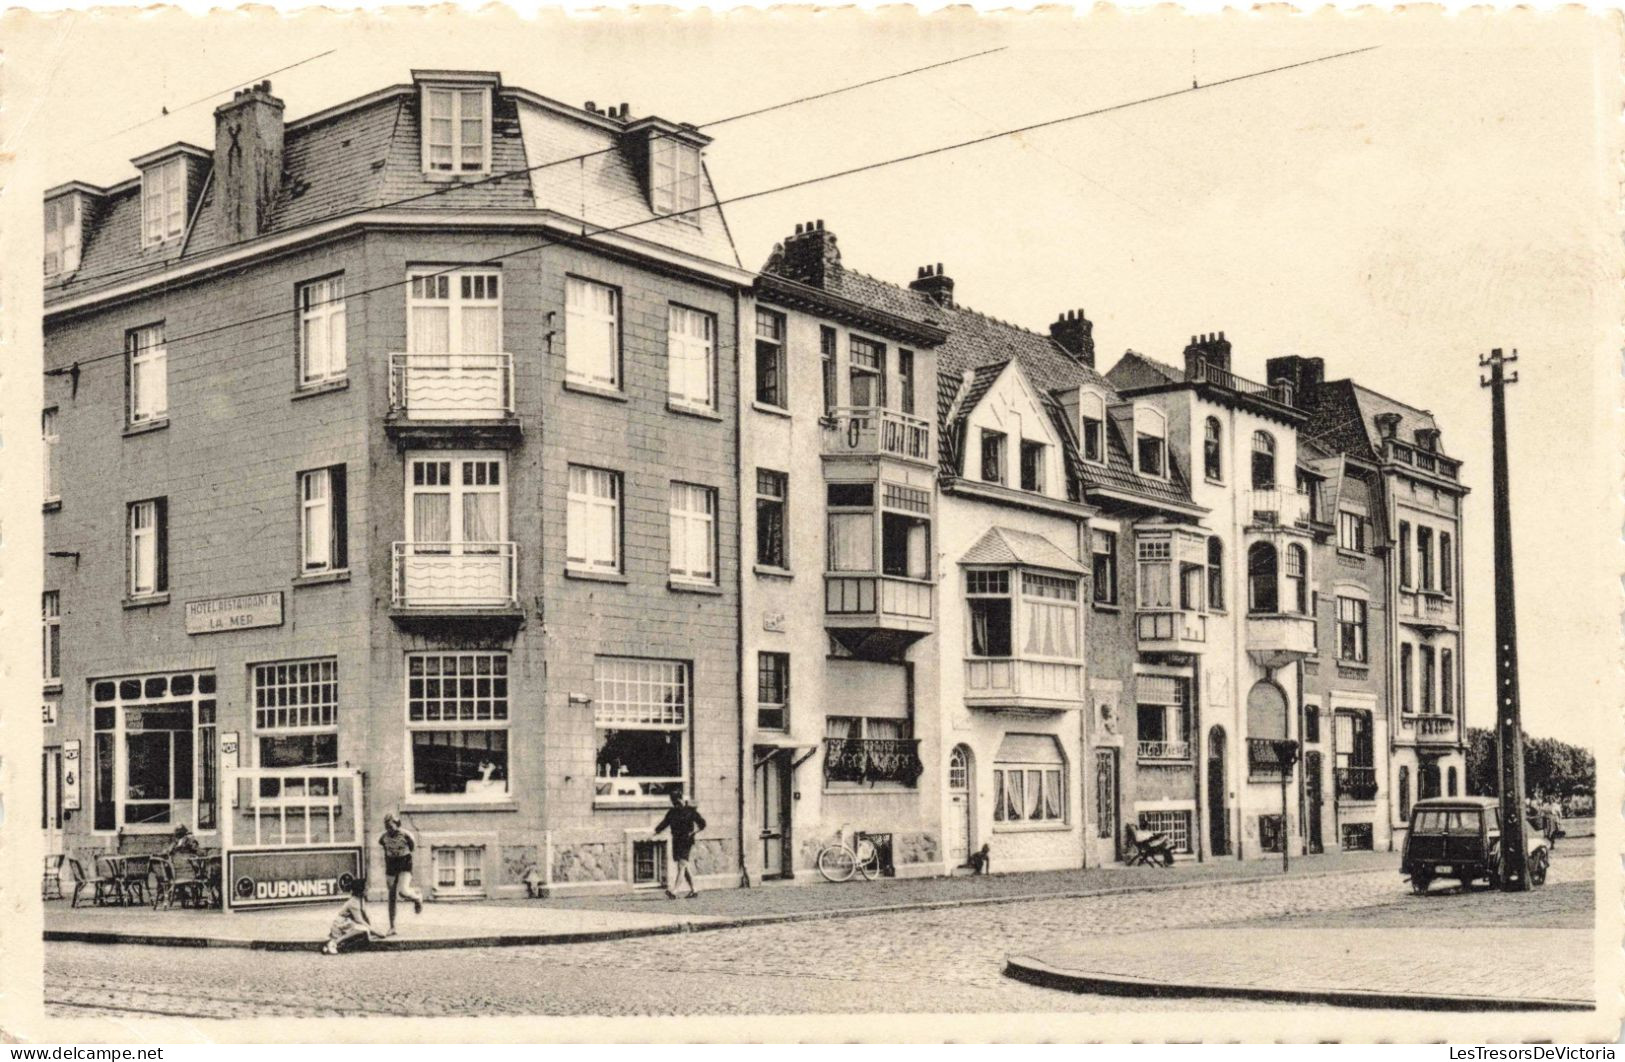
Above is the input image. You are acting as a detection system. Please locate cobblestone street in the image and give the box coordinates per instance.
[44,844,1594,1020]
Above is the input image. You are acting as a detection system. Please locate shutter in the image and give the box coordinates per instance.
[155,497,169,592]
[331,464,348,569]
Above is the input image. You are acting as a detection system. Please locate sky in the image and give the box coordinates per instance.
[6,8,1616,747]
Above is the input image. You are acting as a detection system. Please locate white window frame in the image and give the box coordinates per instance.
[756,651,789,732]
[669,481,718,585]
[252,659,339,777]
[992,760,1068,826]
[404,452,507,551]
[90,669,216,833]
[422,85,492,176]
[594,657,691,805]
[667,304,717,411]
[566,465,622,575]
[43,591,60,687]
[1134,404,1167,478]
[127,324,168,425]
[1079,391,1106,465]
[299,467,345,573]
[565,276,622,390]
[43,407,60,504]
[141,157,186,246]
[298,276,348,385]
[432,845,486,897]
[127,499,162,597]
[649,135,703,218]
[404,651,511,802]
[407,269,502,356]
[44,196,81,276]
[1338,511,1368,553]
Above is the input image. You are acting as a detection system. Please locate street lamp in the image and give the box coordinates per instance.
[1270,738,1301,873]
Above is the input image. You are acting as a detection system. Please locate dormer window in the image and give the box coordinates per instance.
[44,196,81,276]
[650,135,702,217]
[1020,440,1046,494]
[1134,405,1166,478]
[423,86,490,175]
[142,158,186,246]
[1079,391,1105,465]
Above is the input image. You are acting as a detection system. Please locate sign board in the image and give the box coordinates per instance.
[186,592,284,635]
[227,846,364,910]
[221,732,240,808]
[762,611,786,633]
[61,739,81,811]
[42,701,58,726]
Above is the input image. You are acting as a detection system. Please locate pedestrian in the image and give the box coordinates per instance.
[322,877,381,955]
[378,813,423,935]
[165,823,200,858]
[653,791,706,899]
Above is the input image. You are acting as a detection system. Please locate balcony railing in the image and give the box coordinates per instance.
[1335,766,1379,801]
[1244,489,1311,527]
[1189,361,1296,408]
[389,353,514,420]
[1136,610,1207,650]
[1138,739,1192,762]
[964,658,1083,707]
[823,738,923,787]
[392,541,517,609]
[1386,439,1461,481]
[1247,737,1290,779]
[825,574,932,620]
[822,407,932,464]
[1403,713,1458,741]
[1244,613,1317,668]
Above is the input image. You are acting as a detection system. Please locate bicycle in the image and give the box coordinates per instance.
[816,828,880,883]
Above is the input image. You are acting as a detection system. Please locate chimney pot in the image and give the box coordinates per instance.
[816,219,824,230]
[1049,306,1095,368]
[908,261,955,307]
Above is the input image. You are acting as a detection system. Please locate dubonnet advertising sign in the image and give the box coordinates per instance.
[227,847,364,910]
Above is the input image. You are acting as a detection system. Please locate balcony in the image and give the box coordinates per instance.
[1401,713,1458,743]
[391,542,521,631]
[1247,737,1291,780]
[1335,766,1379,801]
[386,353,520,445]
[1398,589,1455,632]
[1384,439,1462,482]
[1243,489,1310,528]
[964,658,1083,711]
[1137,739,1193,764]
[821,407,933,465]
[1245,612,1317,669]
[823,738,924,787]
[824,574,933,658]
[1136,610,1207,656]
[1188,360,1299,413]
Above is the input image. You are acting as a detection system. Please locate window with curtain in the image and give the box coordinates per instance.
[141,157,185,246]
[127,324,168,425]
[408,270,501,358]
[649,136,702,216]
[966,570,1012,657]
[1247,542,1278,614]
[667,304,716,411]
[980,430,1006,484]
[44,194,80,276]
[565,276,621,388]
[880,486,931,580]
[1022,573,1079,659]
[1203,416,1222,481]
[1136,538,1173,609]
[423,86,489,174]
[595,657,690,802]
[1337,596,1369,662]
[127,498,167,597]
[1338,511,1368,552]
[299,465,347,573]
[992,736,1066,824]
[1091,529,1118,605]
[298,275,348,385]
[1251,431,1276,490]
[406,455,505,552]
[669,482,717,584]
[566,465,621,574]
[826,483,875,572]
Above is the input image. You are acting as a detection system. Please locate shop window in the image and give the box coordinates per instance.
[89,670,216,830]
[595,657,689,803]
[406,652,509,798]
[253,659,339,794]
[1341,823,1374,851]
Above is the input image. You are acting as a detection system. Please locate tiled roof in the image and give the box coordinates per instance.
[50,83,739,301]
[960,526,1086,574]
[1105,350,1184,390]
[797,265,1191,510]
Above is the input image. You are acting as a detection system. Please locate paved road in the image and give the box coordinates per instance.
[44,843,1594,1018]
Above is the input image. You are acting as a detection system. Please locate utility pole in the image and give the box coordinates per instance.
[1273,738,1301,873]
[1479,348,1530,891]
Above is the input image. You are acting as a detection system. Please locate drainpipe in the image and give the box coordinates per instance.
[1296,658,1307,855]
[734,289,749,888]
[1190,660,1204,863]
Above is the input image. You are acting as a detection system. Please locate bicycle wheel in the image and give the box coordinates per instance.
[817,844,857,883]
[853,839,879,881]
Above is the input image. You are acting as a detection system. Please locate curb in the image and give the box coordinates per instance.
[1001,953,1595,1013]
[45,861,1393,953]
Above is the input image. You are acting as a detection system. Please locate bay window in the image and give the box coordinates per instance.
[669,482,718,585]
[668,304,716,411]
[595,657,689,802]
[880,484,931,580]
[406,652,509,798]
[827,483,875,572]
[966,570,1013,657]
[565,277,621,389]
[567,465,622,575]
[127,324,167,425]
[1136,539,1173,610]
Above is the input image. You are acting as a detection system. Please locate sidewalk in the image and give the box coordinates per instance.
[46,848,1394,952]
[1006,927,1594,1011]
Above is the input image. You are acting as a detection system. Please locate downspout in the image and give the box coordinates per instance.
[1079,514,1090,870]
[1190,659,1204,863]
[1296,658,1307,855]
[734,286,749,888]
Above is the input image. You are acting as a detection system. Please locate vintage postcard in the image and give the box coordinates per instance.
[0,4,1619,1045]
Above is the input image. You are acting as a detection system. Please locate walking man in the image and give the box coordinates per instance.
[654,791,706,899]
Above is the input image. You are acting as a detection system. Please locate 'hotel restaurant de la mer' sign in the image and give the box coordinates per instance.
[185,591,285,635]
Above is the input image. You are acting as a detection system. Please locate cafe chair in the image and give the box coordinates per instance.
[69,857,120,907]
[156,857,207,909]
[118,854,152,906]
[42,854,65,900]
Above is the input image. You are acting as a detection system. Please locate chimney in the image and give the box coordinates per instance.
[1182,331,1233,380]
[1374,412,1402,440]
[1049,309,1095,367]
[908,263,955,307]
[214,81,285,243]
[768,219,841,289]
[1265,355,1325,399]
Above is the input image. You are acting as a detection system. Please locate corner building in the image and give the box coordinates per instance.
[41,71,751,897]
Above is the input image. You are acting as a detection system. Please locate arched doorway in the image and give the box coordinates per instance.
[1207,726,1228,856]
[947,744,974,867]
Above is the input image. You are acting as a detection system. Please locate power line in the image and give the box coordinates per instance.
[53,47,1007,292]
[105,50,338,139]
[45,44,1378,378]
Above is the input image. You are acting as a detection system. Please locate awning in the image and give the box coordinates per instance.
[752,742,820,771]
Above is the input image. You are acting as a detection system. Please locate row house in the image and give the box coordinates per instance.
[40,71,754,898]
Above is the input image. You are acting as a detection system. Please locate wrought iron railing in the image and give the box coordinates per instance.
[823,738,924,787]
[1137,739,1192,762]
[821,407,932,463]
[1247,737,1289,778]
[1335,766,1379,800]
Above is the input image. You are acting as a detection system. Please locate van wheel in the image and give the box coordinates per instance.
[1529,849,1549,887]
[1411,872,1432,895]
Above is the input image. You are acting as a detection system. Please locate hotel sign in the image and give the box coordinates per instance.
[186,592,284,635]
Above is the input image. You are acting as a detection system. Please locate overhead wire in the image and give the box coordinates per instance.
[45,44,1378,378]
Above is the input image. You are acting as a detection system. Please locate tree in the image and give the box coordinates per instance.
[1462,727,1593,805]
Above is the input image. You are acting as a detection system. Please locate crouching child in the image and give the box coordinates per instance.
[322,878,380,955]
